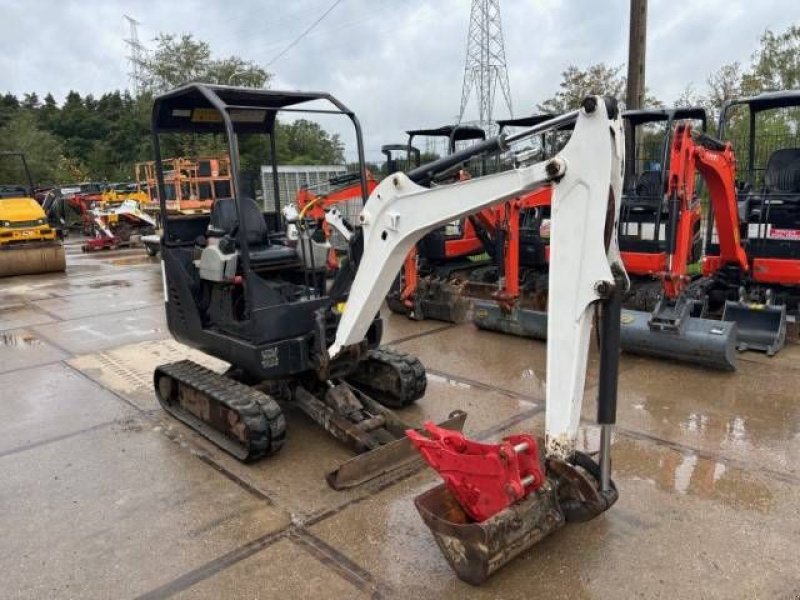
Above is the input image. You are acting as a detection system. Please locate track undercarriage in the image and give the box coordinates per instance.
[154,346,455,489]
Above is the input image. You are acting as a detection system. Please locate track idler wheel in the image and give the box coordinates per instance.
[345,347,426,408]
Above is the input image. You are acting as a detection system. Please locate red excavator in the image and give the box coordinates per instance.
[620,90,800,367]
[384,124,503,322]
[619,121,749,369]
[473,108,724,351]
[701,90,800,355]
[469,114,572,337]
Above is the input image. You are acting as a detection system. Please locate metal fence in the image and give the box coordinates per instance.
[260,165,347,212]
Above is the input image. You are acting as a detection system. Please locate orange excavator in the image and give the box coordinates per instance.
[619,122,751,369]
[699,90,800,356]
[383,124,503,322]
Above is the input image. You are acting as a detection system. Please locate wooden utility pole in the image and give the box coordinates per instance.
[626,0,647,109]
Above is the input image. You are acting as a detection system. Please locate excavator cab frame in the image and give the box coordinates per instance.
[714,91,800,290]
[150,84,453,488]
[0,151,35,199]
[619,107,707,280]
[380,143,421,175]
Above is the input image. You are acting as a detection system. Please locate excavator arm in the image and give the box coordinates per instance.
[668,124,748,281]
[331,96,626,459]
[328,96,625,584]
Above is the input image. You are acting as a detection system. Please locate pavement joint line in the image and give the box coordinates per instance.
[0,264,157,294]
[0,358,67,377]
[473,405,545,441]
[383,323,455,346]
[23,302,65,322]
[61,349,283,509]
[425,367,541,405]
[615,426,800,487]
[133,527,291,600]
[25,301,164,330]
[0,419,118,460]
[289,528,390,599]
[18,327,75,358]
[190,451,276,505]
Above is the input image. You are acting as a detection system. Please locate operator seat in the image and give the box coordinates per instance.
[210,197,299,270]
[765,148,800,195]
[632,171,663,208]
[744,148,800,227]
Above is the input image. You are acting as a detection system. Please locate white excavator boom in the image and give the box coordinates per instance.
[330,97,626,459]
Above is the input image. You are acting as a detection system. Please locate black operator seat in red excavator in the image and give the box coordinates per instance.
[210,197,299,270]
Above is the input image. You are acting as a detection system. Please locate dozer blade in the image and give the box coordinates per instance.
[619,309,737,370]
[0,242,66,277]
[472,299,548,339]
[722,300,787,356]
[326,410,467,490]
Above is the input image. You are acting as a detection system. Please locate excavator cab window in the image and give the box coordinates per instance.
[619,108,707,257]
[715,94,800,260]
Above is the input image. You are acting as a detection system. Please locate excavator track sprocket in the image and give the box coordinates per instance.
[346,347,426,408]
[154,360,286,461]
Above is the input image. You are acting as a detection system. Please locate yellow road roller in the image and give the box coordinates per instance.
[0,152,66,277]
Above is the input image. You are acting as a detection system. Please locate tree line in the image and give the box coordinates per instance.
[0,33,345,189]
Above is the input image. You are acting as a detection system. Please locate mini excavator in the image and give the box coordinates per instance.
[384,124,501,322]
[150,87,626,574]
[702,90,800,355]
[618,116,747,370]
[621,93,800,367]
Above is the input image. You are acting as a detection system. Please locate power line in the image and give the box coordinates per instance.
[267,0,345,67]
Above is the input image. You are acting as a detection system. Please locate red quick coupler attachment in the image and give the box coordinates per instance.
[406,423,545,522]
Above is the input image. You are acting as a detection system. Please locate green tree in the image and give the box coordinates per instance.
[137,34,270,93]
[277,120,345,165]
[538,63,660,113]
[0,93,19,128]
[538,64,626,113]
[0,111,80,185]
[742,25,800,93]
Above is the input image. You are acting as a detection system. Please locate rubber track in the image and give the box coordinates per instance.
[348,347,427,408]
[154,360,286,461]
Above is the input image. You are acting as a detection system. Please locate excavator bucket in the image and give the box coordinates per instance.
[619,308,737,370]
[0,242,66,278]
[722,300,787,356]
[472,300,548,339]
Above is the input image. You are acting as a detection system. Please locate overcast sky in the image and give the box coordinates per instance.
[0,0,796,160]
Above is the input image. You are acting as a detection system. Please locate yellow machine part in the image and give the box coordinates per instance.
[0,242,66,277]
[0,195,67,277]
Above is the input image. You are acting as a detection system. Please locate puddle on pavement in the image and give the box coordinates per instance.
[612,435,775,514]
[86,280,133,289]
[110,256,155,266]
[0,332,44,348]
[427,372,474,390]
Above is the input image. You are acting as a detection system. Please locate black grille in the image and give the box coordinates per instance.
[5,219,44,229]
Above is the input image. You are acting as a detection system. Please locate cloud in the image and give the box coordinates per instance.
[0,0,796,160]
